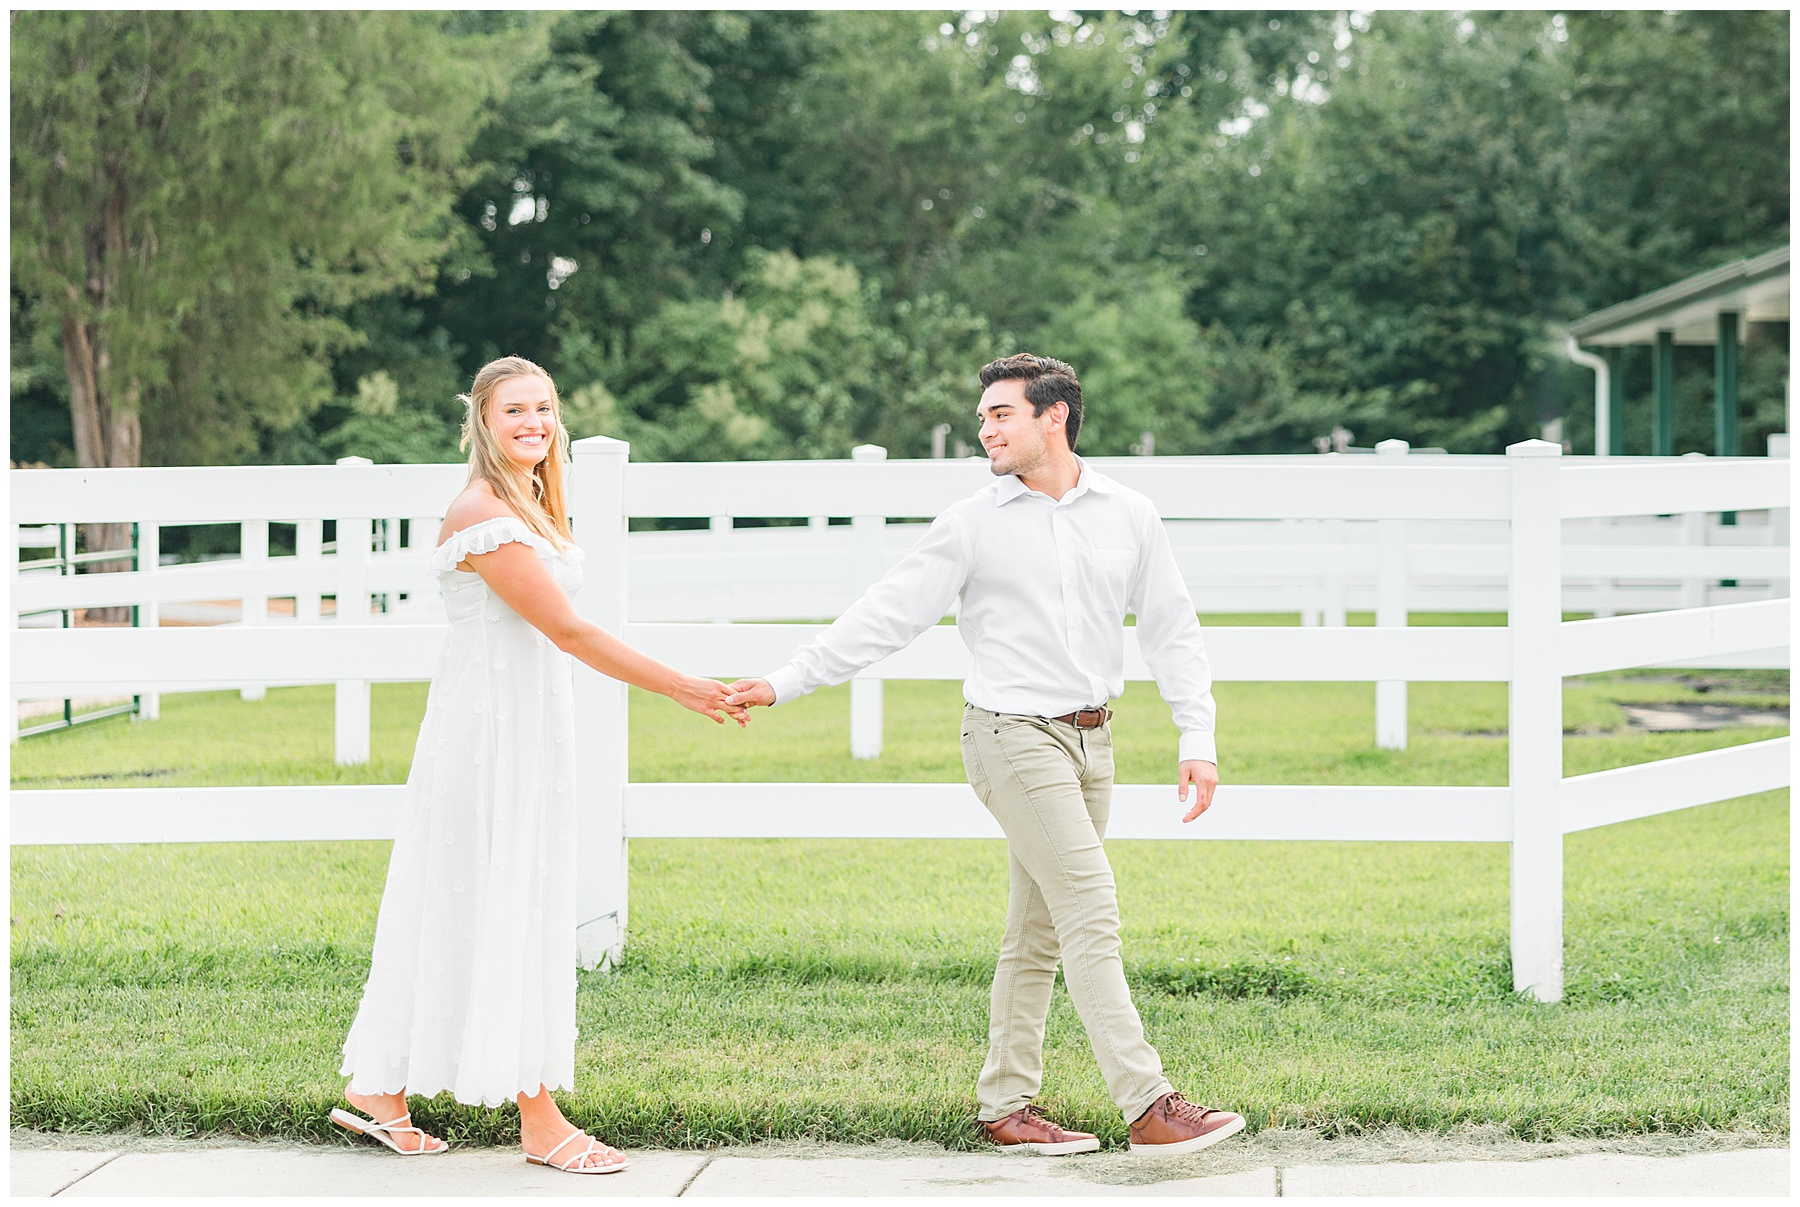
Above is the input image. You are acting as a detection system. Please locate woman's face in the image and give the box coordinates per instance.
[487,375,557,470]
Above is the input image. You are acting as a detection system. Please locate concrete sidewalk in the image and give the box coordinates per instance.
[10,1134,1788,1198]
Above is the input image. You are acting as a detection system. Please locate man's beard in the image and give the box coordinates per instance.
[988,440,1046,478]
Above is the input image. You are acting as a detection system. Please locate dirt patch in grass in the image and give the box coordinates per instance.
[1620,702,1789,732]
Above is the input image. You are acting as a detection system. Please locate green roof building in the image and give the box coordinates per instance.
[1566,246,1788,458]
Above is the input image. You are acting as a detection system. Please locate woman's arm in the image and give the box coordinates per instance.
[466,537,747,726]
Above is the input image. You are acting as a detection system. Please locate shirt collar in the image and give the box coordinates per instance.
[994,457,1109,506]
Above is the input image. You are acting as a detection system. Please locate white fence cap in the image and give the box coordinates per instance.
[1507,439,1563,458]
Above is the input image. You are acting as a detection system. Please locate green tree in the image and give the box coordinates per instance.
[416,11,741,376]
[1148,11,1576,451]
[605,250,879,461]
[561,249,999,463]
[1562,10,1789,306]
[313,298,471,465]
[1035,274,1214,456]
[10,10,499,469]
[861,290,999,458]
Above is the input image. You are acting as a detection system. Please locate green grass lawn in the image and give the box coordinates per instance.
[9,625,1789,1147]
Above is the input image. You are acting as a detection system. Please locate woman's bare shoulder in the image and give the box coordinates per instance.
[438,481,521,544]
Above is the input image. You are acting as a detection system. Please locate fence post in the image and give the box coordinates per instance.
[1293,519,1321,627]
[1322,518,1348,627]
[1375,439,1409,750]
[334,456,372,766]
[136,523,161,721]
[570,434,631,971]
[1507,437,1564,1003]
[1593,512,1618,619]
[9,521,21,744]
[1678,452,1709,609]
[407,515,440,618]
[296,519,324,623]
[710,514,733,625]
[1770,434,1789,600]
[849,444,887,760]
[240,520,269,701]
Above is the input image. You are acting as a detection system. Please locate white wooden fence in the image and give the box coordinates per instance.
[9,440,1791,1003]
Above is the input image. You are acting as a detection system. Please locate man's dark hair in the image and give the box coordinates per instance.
[978,353,1084,452]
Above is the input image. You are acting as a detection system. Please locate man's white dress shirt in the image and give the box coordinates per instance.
[763,460,1218,765]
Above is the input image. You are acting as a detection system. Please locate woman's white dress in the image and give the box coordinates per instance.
[340,517,584,1108]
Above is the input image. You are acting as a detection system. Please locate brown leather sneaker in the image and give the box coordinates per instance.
[981,1105,1101,1156]
[1128,1092,1246,1156]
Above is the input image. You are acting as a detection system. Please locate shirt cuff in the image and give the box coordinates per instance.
[1178,730,1217,766]
[764,665,805,707]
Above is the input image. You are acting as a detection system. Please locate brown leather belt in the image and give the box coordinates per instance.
[1050,706,1112,729]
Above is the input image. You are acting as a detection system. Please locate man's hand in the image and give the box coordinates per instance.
[724,678,776,709]
[1177,759,1219,823]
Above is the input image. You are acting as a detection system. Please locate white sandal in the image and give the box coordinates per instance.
[330,1107,448,1155]
[525,1129,629,1174]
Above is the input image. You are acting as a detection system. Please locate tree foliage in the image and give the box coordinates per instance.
[10,10,1788,468]
[10,11,501,466]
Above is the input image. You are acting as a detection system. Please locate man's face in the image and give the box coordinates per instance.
[977,379,1065,478]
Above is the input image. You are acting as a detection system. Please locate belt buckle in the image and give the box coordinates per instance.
[1075,707,1105,729]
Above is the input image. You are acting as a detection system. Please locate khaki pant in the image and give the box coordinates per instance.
[960,704,1172,1125]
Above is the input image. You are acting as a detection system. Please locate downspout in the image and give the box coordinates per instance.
[1563,333,1610,457]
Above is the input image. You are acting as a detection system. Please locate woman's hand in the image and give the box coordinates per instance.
[671,674,751,727]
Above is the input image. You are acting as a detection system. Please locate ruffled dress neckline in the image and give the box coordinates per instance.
[429,516,583,577]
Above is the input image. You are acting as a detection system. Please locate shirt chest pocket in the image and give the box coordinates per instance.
[1082,547,1137,616]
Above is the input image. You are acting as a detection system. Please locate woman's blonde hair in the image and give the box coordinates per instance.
[458,356,574,548]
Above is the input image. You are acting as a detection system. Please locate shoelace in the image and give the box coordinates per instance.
[1011,1104,1071,1135]
[1162,1092,1213,1123]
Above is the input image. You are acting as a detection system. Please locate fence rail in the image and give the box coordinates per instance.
[9,441,1791,1003]
[19,610,1788,699]
[8,781,1521,845]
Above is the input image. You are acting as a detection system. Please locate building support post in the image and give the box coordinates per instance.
[1717,312,1741,526]
[1715,312,1741,457]
[1604,347,1626,456]
[1652,331,1675,457]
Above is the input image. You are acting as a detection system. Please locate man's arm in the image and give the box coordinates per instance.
[1129,505,1219,821]
[727,510,971,708]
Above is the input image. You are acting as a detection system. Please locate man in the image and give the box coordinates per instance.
[725,353,1243,1157]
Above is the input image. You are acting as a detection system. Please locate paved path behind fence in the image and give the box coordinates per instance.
[11,1134,1786,1197]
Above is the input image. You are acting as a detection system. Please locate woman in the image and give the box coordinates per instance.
[334,356,745,1174]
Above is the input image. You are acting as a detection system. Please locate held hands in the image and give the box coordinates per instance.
[1177,759,1219,823]
[706,681,1209,821]
[672,674,751,727]
[723,679,776,709]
